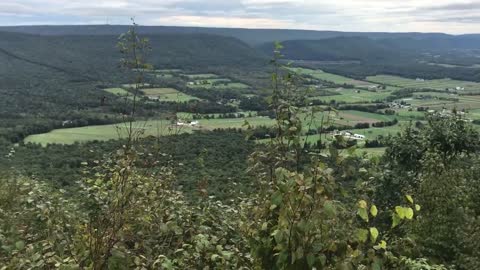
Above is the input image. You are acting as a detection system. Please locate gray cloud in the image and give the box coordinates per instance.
[419,2,480,11]
[0,0,478,34]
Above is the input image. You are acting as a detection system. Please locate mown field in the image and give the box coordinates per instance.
[310,88,391,103]
[24,107,398,146]
[24,116,276,146]
[367,75,480,92]
[289,67,376,87]
[142,87,199,102]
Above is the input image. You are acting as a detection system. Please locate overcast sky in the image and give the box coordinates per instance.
[1,0,479,34]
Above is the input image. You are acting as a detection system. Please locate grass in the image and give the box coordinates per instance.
[24,120,185,146]
[367,75,480,92]
[350,123,404,138]
[24,116,275,146]
[188,79,250,90]
[404,91,480,111]
[290,67,376,87]
[395,110,426,120]
[155,69,182,73]
[310,88,392,103]
[184,73,219,79]
[104,88,130,95]
[155,74,174,79]
[122,83,151,89]
[141,88,199,102]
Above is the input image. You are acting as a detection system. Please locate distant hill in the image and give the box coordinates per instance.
[2,25,475,46]
[258,36,480,62]
[0,31,267,86]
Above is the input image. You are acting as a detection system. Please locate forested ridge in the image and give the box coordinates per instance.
[1,25,480,270]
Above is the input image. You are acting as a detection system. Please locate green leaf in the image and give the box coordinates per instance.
[357,208,369,222]
[405,207,414,220]
[271,191,283,206]
[395,206,406,219]
[374,240,387,250]
[358,200,367,209]
[370,227,379,243]
[372,257,382,270]
[379,240,387,249]
[356,229,369,243]
[392,213,401,228]
[323,201,336,217]
[405,195,414,204]
[306,253,316,267]
[370,205,378,217]
[415,204,421,211]
[15,241,25,250]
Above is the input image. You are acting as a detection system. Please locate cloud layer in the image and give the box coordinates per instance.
[1,0,479,34]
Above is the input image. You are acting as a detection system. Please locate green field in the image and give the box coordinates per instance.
[188,79,250,90]
[311,88,391,103]
[350,123,404,138]
[184,73,219,79]
[395,110,426,120]
[404,92,480,111]
[155,74,174,79]
[141,88,199,102]
[290,67,376,87]
[104,88,130,95]
[155,69,182,73]
[24,120,182,146]
[122,83,151,89]
[24,116,276,146]
[367,75,480,92]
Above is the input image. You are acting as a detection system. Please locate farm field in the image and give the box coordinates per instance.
[24,120,184,146]
[155,74,174,79]
[104,88,130,96]
[177,111,258,119]
[122,83,151,89]
[24,110,397,146]
[154,69,183,73]
[24,116,276,146]
[406,92,480,110]
[188,79,250,90]
[297,110,395,131]
[351,123,405,138]
[310,88,391,103]
[141,87,199,102]
[289,67,376,87]
[395,110,426,120]
[184,73,219,79]
[367,75,480,92]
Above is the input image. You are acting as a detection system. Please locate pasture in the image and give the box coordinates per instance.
[154,69,183,73]
[187,78,250,90]
[24,116,276,146]
[184,73,219,79]
[24,120,185,146]
[406,91,480,111]
[367,75,480,92]
[310,88,391,103]
[141,88,199,102]
[104,88,130,96]
[289,67,376,87]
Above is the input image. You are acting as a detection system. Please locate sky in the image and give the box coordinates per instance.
[1,0,479,34]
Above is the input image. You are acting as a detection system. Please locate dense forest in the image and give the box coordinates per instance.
[1,24,480,269]
[259,37,480,82]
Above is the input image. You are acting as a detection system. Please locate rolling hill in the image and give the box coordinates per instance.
[2,24,478,45]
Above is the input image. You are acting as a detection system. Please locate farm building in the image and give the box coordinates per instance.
[333,131,366,141]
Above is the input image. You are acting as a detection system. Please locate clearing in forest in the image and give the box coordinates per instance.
[289,67,377,88]
[367,75,480,92]
[141,88,199,102]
